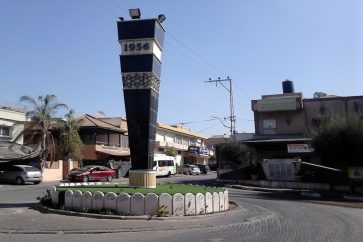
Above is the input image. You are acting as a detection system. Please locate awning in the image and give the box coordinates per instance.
[96,149,130,157]
[0,141,42,161]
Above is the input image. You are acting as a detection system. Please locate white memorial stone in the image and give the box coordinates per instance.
[81,182,89,186]
[96,182,103,185]
[64,189,73,209]
[59,183,65,187]
[117,192,131,215]
[172,193,184,216]
[72,190,83,210]
[92,191,105,211]
[69,183,75,186]
[219,191,225,211]
[104,182,111,185]
[50,186,58,205]
[195,193,205,215]
[89,182,95,186]
[224,189,229,210]
[184,193,196,215]
[81,191,93,210]
[75,183,82,186]
[104,192,117,211]
[64,183,70,187]
[131,193,145,216]
[212,192,219,212]
[205,192,213,214]
[159,193,172,216]
[145,193,158,216]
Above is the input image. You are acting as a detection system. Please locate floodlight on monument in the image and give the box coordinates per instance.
[158,14,166,23]
[129,8,141,19]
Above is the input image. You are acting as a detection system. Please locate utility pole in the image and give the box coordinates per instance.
[205,77,236,141]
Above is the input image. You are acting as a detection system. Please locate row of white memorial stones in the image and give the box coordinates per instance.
[50,186,229,216]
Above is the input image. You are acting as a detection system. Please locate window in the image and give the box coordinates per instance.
[0,126,10,137]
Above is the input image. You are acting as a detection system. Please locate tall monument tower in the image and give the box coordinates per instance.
[117,9,166,188]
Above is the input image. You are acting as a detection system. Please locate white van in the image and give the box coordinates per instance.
[153,154,176,177]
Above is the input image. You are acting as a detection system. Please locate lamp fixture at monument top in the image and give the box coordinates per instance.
[129,8,141,19]
[158,14,166,23]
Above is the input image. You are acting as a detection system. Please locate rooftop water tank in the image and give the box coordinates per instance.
[282,80,294,93]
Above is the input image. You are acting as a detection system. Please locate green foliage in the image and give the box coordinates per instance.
[36,188,52,207]
[176,164,183,174]
[311,113,363,168]
[220,142,250,169]
[314,92,328,98]
[61,109,83,161]
[164,147,177,157]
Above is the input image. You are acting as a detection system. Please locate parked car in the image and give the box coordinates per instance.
[193,163,209,174]
[0,164,42,185]
[67,165,115,182]
[182,164,201,175]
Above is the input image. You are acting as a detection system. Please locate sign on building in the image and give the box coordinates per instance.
[287,144,314,153]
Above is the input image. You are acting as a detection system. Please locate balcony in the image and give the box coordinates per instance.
[156,141,188,150]
[95,144,130,156]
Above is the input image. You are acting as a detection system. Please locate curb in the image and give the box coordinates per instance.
[36,201,240,221]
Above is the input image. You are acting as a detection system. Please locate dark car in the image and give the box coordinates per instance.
[0,165,42,185]
[67,165,115,182]
[193,163,210,174]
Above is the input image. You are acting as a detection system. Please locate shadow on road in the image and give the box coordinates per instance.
[0,202,38,209]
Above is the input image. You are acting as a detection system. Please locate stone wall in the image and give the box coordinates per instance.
[51,183,229,216]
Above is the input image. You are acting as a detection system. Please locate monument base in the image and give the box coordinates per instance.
[129,169,156,188]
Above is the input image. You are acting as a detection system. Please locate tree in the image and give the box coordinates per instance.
[220,142,251,183]
[164,147,177,157]
[311,113,363,169]
[20,95,68,164]
[314,92,328,98]
[61,109,83,161]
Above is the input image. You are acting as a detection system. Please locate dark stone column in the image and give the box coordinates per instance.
[117,17,165,187]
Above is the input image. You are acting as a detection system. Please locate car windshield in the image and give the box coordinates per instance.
[23,166,39,172]
[77,166,94,172]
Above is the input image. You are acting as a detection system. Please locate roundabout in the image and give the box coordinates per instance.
[46,182,230,217]
[2,180,363,242]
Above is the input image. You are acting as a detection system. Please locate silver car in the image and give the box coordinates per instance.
[182,164,201,175]
[0,165,42,185]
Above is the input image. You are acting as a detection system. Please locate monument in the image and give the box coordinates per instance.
[117,9,166,188]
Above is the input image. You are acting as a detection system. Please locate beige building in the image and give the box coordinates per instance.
[0,106,26,144]
[155,124,209,165]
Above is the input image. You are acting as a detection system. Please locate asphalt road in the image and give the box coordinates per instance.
[1,174,363,242]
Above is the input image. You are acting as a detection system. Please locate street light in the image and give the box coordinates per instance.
[129,8,141,19]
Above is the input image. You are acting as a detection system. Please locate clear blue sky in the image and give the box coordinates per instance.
[1,0,362,137]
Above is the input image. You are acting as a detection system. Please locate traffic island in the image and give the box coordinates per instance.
[41,182,231,217]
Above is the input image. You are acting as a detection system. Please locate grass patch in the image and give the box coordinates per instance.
[57,184,224,195]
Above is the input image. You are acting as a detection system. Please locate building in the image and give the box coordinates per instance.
[79,114,130,166]
[0,106,42,170]
[247,81,363,163]
[0,106,26,144]
[102,118,210,166]
[155,123,209,165]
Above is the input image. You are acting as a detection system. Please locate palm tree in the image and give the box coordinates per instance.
[20,95,68,163]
